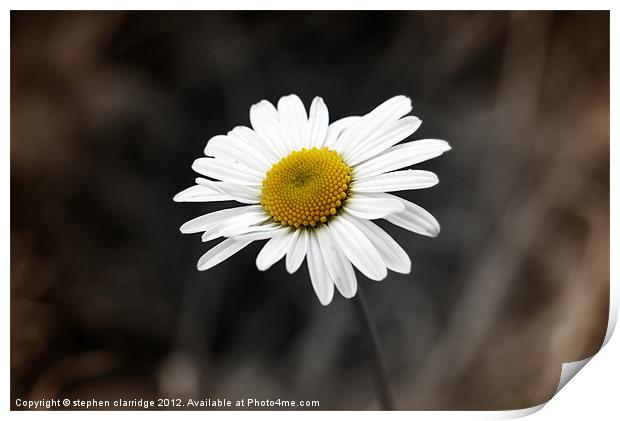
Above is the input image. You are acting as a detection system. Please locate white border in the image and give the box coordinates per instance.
[1,0,617,11]
[4,2,616,420]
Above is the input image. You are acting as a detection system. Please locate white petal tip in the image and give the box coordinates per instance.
[421,139,452,153]
[341,289,357,299]
[255,261,270,272]
[318,297,332,306]
[393,94,411,103]
[368,269,388,282]
[179,225,193,234]
[190,161,202,174]
[285,259,304,275]
[282,93,301,100]
[426,226,441,237]
[390,254,412,274]
[400,96,413,112]
[392,264,412,274]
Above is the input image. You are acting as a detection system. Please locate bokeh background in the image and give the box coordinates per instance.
[10,11,609,410]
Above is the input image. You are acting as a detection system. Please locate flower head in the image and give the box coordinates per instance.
[175,95,450,305]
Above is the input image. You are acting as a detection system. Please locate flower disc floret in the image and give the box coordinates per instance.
[261,147,351,228]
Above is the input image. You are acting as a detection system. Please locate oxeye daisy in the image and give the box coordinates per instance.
[175,94,450,305]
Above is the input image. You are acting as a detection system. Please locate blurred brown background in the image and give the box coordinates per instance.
[10,11,609,410]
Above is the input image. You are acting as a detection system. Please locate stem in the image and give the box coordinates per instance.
[352,286,396,410]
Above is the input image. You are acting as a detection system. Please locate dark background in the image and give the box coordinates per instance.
[11,11,609,410]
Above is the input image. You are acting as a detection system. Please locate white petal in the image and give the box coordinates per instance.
[197,238,253,271]
[231,226,288,242]
[337,96,412,158]
[202,134,228,157]
[346,116,422,166]
[201,210,270,242]
[250,100,288,156]
[328,217,387,281]
[308,97,329,148]
[318,228,357,298]
[353,170,438,193]
[221,222,282,237]
[256,233,292,271]
[278,94,309,152]
[324,116,360,148]
[179,205,261,234]
[353,139,451,179]
[173,184,229,203]
[204,134,270,173]
[381,193,441,237]
[197,179,261,204]
[217,184,260,205]
[343,193,405,220]
[307,233,334,305]
[229,126,280,164]
[192,157,263,186]
[344,215,411,274]
[286,229,308,274]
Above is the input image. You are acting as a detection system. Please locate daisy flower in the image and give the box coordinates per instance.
[175,95,450,305]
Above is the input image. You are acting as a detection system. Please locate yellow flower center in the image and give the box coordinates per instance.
[261,147,351,228]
